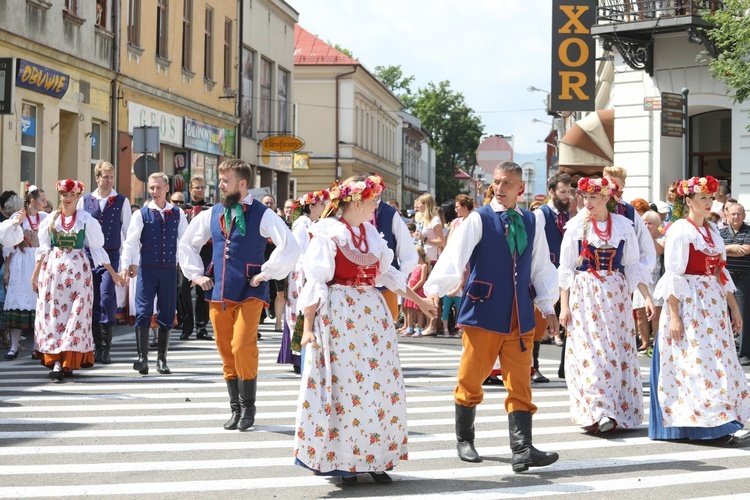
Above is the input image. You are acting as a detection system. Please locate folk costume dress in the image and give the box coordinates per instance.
[294,217,409,476]
[650,219,750,440]
[34,210,110,372]
[558,212,651,429]
[278,214,313,366]
[0,211,48,330]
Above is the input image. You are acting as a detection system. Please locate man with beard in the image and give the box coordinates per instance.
[533,173,573,381]
[178,160,299,431]
[121,172,188,375]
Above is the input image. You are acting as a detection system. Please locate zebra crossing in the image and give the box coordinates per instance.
[1,325,749,499]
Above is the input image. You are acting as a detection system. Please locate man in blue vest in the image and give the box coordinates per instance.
[121,172,188,375]
[78,161,131,364]
[179,160,300,431]
[424,161,560,472]
[532,172,572,382]
[372,195,418,321]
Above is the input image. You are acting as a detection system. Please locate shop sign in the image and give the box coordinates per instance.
[551,0,595,112]
[0,58,14,115]
[260,135,305,153]
[185,117,226,155]
[223,128,236,157]
[15,59,69,99]
[128,102,183,147]
[21,116,35,137]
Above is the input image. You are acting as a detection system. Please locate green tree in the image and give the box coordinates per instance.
[331,42,356,60]
[412,81,485,203]
[373,65,416,110]
[703,0,750,103]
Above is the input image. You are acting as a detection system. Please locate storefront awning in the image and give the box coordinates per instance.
[558,109,614,179]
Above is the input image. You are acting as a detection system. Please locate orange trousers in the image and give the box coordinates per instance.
[209,299,263,380]
[380,289,399,321]
[455,312,537,414]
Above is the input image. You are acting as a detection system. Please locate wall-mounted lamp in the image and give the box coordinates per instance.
[116,88,128,108]
[687,29,703,45]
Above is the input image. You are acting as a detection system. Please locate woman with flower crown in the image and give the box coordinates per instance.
[0,185,48,359]
[293,174,435,485]
[29,180,125,380]
[650,175,750,443]
[559,177,655,433]
[276,189,329,373]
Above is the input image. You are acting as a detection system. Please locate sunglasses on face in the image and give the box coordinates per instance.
[172,200,185,205]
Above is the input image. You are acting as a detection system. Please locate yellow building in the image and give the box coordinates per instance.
[117,0,238,205]
[0,2,116,195]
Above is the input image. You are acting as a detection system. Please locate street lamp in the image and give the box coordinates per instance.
[531,118,552,125]
[527,86,550,94]
[537,139,559,154]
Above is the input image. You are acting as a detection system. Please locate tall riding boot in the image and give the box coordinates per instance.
[133,327,149,374]
[100,325,113,364]
[224,379,241,430]
[508,410,559,472]
[156,328,172,374]
[455,403,482,462]
[92,324,103,362]
[237,377,257,431]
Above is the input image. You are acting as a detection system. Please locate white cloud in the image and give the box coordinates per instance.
[292,0,554,154]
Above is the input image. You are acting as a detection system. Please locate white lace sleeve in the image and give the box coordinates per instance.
[621,222,651,292]
[653,226,691,301]
[297,233,336,311]
[0,216,23,248]
[557,225,578,291]
[373,232,408,292]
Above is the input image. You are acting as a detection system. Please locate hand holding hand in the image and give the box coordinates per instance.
[645,298,656,321]
[192,276,214,291]
[418,296,437,319]
[249,274,265,287]
[559,307,571,328]
[546,313,560,337]
[128,265,138,278]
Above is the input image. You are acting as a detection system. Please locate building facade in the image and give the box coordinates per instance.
[292,26,402,201]
[0,1,116,195]
[398,110,435,209]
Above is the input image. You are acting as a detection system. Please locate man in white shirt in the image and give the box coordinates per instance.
[121,172,188,375]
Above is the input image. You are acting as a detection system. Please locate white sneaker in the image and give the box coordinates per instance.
[598,417,614,433]
[725,429,750,445]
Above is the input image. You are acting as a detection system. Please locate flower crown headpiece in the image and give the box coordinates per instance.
[56,179,84,194]
[25,183,39,195]
[322,175,385,218]
[676,176,719,197]
[577,177,619,198]
[298,189,330,207]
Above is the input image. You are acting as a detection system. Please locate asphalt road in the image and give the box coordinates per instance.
[1,322,749,499]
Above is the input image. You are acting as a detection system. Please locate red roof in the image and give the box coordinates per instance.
[294,25,359,66]
[454,168,471,179]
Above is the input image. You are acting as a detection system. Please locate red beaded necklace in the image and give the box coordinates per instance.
[342,219,369,253]
[591,214,612,242]
[61,211,77,232]
[26,213,40,231]
[687,217,715,248]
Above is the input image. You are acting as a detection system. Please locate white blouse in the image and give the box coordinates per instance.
[0,211,48,257]
[558,212,650,293]
[34,210,110,267]
[296,218,408,312]
[654,218,735,301]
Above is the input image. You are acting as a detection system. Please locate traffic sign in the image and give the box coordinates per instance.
[534,194,547,202]
[661,92,684,138]
[476,136,513,173]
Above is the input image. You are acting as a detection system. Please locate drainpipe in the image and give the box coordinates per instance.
[236,0,243,167]
[110,2,121,173]
[335,66,357,180]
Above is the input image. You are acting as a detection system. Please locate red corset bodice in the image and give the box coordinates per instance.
[685,244,723,276]
[329,247,379,286]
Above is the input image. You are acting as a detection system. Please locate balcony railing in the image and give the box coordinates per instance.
[597,0,724,24]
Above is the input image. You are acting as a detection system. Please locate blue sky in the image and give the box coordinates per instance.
[291,0,555,158]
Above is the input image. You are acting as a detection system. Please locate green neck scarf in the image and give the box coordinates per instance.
[224,204,246,236]
[506,208,528,256]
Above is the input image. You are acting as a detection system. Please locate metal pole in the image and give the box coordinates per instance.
[682,87,689,179]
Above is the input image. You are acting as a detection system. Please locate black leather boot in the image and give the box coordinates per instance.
[224,379,241,430]
[508,410,559,472]
[156,328,172,374]
[92,324,103,363]
[455,403,482,462]
[237,377,257,431]
[133,327,149,374]
[100,325,113,364]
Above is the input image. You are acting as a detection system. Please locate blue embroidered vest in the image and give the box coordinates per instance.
[539,204,567,268]
[139,206,180,267]
[457,205,537,335]
[576,240,626,274]
[206,200,269,304]
[375,202,399,270]
[83,192,125,250]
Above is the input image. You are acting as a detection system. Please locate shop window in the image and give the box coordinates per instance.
[689,109,732,180]
[241,47,254,138]
[223,18,232,89]
[260,58,272,134]
[128,0,141,47]
[204,7,214,81]
[96,0,107,29]
[182,0,193,71]
[21,103,37,185]
[156,0,169,60]
[278,68,289,134]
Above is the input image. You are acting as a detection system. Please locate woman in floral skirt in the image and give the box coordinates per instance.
[0,185,48,359]
[650,175,750,443]
[277,189,328,373]
[559,177,654,433]
[31,180,125,380]
[294,174,434,485]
